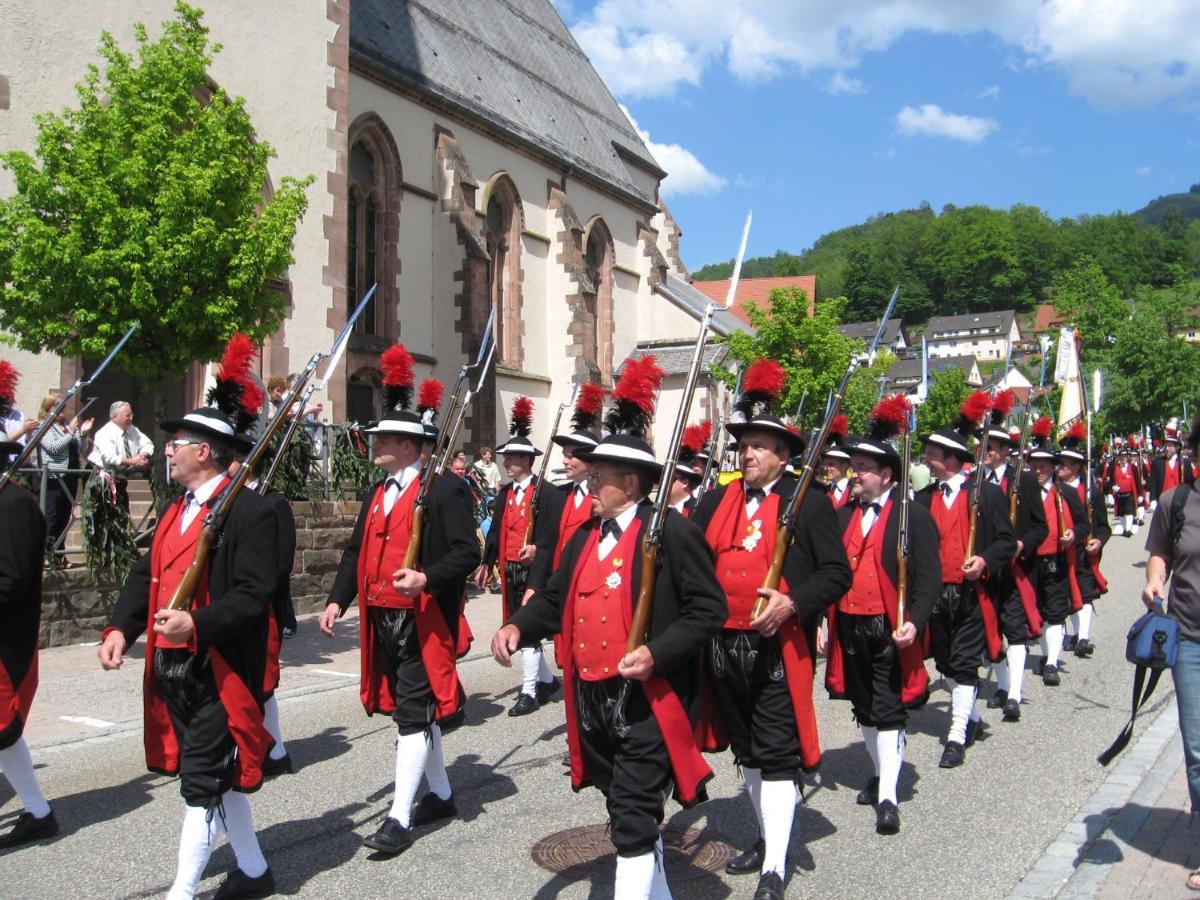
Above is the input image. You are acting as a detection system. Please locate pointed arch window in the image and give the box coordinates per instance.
[483,177,524,367]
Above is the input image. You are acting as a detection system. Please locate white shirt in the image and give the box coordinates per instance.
[383,461,423,515]
[745,476,782,517]
[180,472,229,533]
[598,502,640,561]
[938,471,968,509]
[571,480,589,510]
[831,476,850,504]
[88,420,154,469]
[861,487,895,537]
[985,463,1006,485]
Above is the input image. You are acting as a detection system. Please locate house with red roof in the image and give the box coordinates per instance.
[692,275,817,325]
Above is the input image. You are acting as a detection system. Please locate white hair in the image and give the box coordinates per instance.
[109,401,131,419]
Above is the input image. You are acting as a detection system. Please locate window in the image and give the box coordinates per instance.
[482,177,524,366]
[348,141,380,335]
[583,220,615,382]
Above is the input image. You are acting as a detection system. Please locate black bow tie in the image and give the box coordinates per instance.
[183,491,197,506]
[865,501,882,515]
[601,519,622,540]
[988,471,1000,484]
[940,483,953,496]
[575,483,588,496]
[745,487,766,503]
[387,477,401,491]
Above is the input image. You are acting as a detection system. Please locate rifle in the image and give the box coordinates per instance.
[1,323,138,496]
[166,286,376,611]
[523,376,583,545]
[613,212,750,735]
[695,367,741,506]
[402,319,496,570]
[896,406,914,625]
[964,393,996,562]
[1007,411,1032,527]
[753,286,900,618]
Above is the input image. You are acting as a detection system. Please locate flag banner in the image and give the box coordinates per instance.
[1056,328,1084,431]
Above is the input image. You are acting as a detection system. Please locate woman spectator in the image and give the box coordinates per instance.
[1143,413,1200,891]
[34,393,93,566]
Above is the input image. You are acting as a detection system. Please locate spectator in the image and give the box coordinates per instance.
[449,456,469,480]
[266,376,289,418]
[1143,413,1200,893]
[35,393,92,566]
[471,446,501,494]
[88,401,154,510]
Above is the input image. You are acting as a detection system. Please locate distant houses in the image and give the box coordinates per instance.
[837,318,909,362]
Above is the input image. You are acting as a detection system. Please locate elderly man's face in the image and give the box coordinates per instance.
[113,404,134,430]
[738,430,787,489]
[450,457,467,477]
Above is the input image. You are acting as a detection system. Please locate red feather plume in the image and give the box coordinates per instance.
[960,391,992,425]
[1031,416,1053,439]
[743,358,786,401]
[510,396,534,437]
[1066,421,1087,442]
[612,356,664,415]
[381,344,414,388]
[829,414,849,441]
[418,379,444,412]
[0,361,19,415]
[239,377,264,417]
[991,389,1015,419]
[576,383,605,417]
[218,333,257,384]
[682,424,707,454]
[695,419,713,447]
[869,394,912,440]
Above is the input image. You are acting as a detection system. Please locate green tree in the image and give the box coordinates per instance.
[1050,257,1127,359]
[1103,307,1200,432]
[718,288,859,432]
[0,2,312,378]
[919,367,970,431]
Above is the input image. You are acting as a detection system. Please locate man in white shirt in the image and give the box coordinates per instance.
[89,401,154,509]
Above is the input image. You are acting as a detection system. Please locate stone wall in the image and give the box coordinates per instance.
[38,500,360,649]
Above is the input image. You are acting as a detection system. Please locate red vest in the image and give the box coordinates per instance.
[709,493,782,629]
[571,524,638,679]
[1113,464,1135,493]
[354,482,464,720]
[929,487,969,583]
[828,480,852,510]
[554,485,594,569]
[1036,486,1074,556]
[840,506,886,616]
[152,500,212,649]
[1165,457,1182,492]
[502,482,532,561]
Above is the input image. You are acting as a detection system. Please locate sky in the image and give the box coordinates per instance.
[552,0,1200,272]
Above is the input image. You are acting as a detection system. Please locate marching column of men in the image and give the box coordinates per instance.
[6,334,1161,900]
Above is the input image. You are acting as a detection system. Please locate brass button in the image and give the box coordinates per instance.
[603,667,610,673]
[742,571,747,578]
[579,642,586,649]
[604,591,610,598]
[601,641,608,648]
[582,666,588,673]
[579,617,585,623]
[601,616,607,623]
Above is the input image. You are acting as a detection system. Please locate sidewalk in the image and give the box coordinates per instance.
[1012,684,1199,898]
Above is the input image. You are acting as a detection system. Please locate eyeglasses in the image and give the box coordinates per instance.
[586,470,627,485]
[166,439,203,451]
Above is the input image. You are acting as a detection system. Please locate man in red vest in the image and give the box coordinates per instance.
[475,398,561,715]
[100,392,279,900]
[1107,446,1142,536]
[824,396,940,836]
[492,357,726,900]
[979,398,1047,724]
[1056,424,1111,659]
[692,360,851,900]
[820,414,855,510]
[322,345,479,859]
[667,462,703,516]
[0,433,58,849]
[915,393,1016,769]
[1151,428,1194,507]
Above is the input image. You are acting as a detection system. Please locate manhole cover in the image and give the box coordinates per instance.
[531,824,737,883]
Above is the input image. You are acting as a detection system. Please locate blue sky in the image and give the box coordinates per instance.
[554,0,1200,271]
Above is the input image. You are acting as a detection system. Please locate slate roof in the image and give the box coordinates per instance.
[926,310,1018,339]
[351,0,663,210]
[692,276,816,326]
[622,342,730,377]
[888,354,980,385]
[838,318,907,346]
[655,272,753,337]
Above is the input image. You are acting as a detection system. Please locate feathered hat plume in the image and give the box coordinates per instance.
[734,358,786,422]
[867,394,912,443]
[206,333,262,434]
[0,361,19,419]
[679,420,713,466]
[417,379,444,426]
[381,344,415,412]
[571,383,605,434]
[1029,415,1054,451]
[989,389,1015,428]
[605,356,664,438]
[957,390,992,437]
[509,397,534,438]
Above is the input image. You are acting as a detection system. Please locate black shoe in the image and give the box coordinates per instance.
[262,753,294,778]
[363,817,413,856]
[1075,639,1094,658]
[410,792,456,827]
[0,810,59,848]
[753,871,785,900]
[508,693,539,717]
[939,741,965,769]
[875,799,901,835]
[536,677,562,704]
[1002,698,1021,722]
[725,838,764,875]
[1062,634,1078,652]
[964,718,984,748]
[281,626,296,639]
[986,689,1008,710]
[1043,664,1061,687]
[1032,658,1045,677]
[213,867,275,899]
[856,776,879,806]
[439,708,465,732]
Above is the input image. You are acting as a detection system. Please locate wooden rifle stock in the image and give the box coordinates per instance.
[896,424,913,625]
[403,502,426,570]
[626,541,659,653]
[165,524,219,612]
[1053,482,1067,543]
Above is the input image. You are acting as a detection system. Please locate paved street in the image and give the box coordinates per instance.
[0,529,1187,898]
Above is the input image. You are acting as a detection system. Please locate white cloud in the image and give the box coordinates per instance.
[896,104,1000,142]
[620,105,727,197]
[568,1,1200,108]
[826,71,868,95]
[1135,165,1153,176]
[980,84,1001,99]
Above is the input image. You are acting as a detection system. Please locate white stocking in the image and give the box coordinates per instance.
[614,850,656,899]
[521,648,540,697]
[0,738,50,818]
[219,791,268,878]
[1074,603,1095,642]
[537,646,555,683]
[860,725,880,775]
[423,723,452,800]
[1006,644,1027,703]
[1044,624,1064,668]
[759,779,797,877]
[388,731,430,827]
[166,804,224,900]
[948,681,976,745]
[263,695,287,760]
[741,766,765,838]
[649,835,672,900]
[876,729,905,806]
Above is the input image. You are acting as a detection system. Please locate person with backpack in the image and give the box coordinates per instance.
[1142,415,1200,892]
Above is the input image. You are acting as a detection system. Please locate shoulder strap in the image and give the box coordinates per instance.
[1097,664,1164,766]
[1171,483,1191,559]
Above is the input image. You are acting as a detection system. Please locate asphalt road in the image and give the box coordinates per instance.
[0,527,1165,899]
